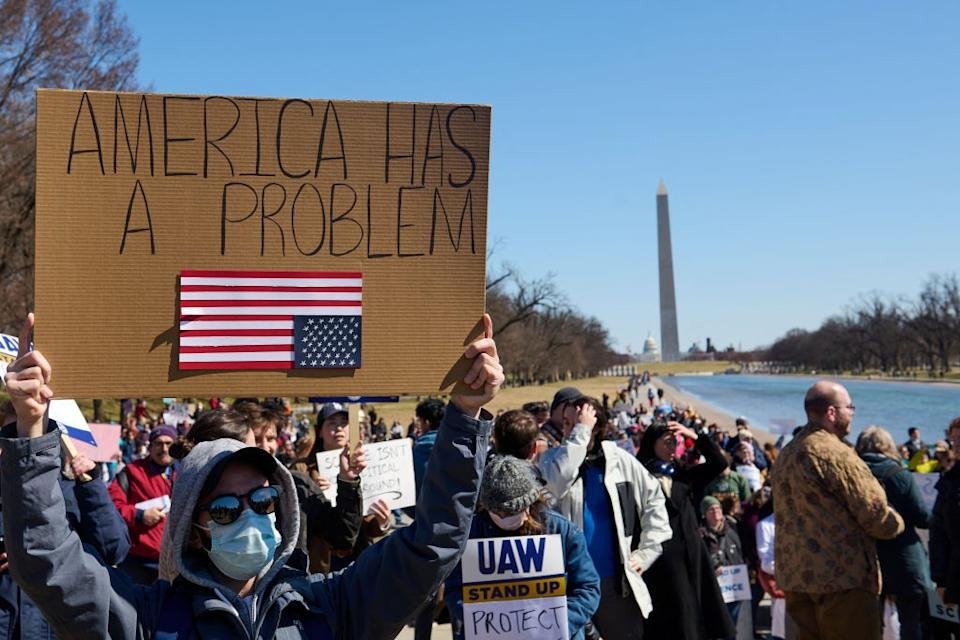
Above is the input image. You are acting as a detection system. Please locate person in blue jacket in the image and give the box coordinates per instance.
[0,401,130,640]
[445,455,600,640]
[0,312,503,640]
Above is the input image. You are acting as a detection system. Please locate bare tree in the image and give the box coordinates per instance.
[0,0,139,331]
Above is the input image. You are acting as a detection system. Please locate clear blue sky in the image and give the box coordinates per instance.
[121,1,960,352]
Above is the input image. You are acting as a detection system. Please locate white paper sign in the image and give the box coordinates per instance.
[928,588,959,622]
[135,495,171,512]
[314,449,342,503]
[315,438,415,512]
[717,564,752,603]
[0,332,19,382]
[461,535,569,640]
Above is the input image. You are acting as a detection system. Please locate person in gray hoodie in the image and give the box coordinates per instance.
[0,312,504,640]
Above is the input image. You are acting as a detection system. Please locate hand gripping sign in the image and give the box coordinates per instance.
[461,534,569,640]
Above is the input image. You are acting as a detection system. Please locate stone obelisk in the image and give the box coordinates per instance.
[657,180,680,361]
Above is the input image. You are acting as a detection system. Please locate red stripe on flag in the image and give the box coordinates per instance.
[179,315,295,321]
[178,361,294,370]
[180,329,294,337]
[180,300,361,308]
[180,285,362,293]
[180,270,362,279]
[179,345,292,354]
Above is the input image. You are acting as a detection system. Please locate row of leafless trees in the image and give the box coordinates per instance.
[0,0,139,333]
[764,273,960,374]
[486,266,625,385]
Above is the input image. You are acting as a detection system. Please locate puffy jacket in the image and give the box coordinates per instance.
[0,403,491,639]
[0,423,129,640]
[444,510,601,640]
[537,424,671,617]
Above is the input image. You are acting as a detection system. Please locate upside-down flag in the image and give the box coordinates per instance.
[178,270,362,370]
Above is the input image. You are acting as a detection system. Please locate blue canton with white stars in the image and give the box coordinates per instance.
[293,316,362,368]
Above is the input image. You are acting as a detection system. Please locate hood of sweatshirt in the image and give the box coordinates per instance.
[165,437,300,596]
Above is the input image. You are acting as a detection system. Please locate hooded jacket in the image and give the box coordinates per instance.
[0,403,492,639]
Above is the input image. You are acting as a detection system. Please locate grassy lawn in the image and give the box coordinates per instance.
[1,360,736,428]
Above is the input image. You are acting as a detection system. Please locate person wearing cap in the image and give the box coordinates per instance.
[540,386,581,449]
[108,423,177,584]
[0,312,503,639]
[289,402,384,574]
[538,395,671,640]
[699,495,746,637]
[444,455,600,640]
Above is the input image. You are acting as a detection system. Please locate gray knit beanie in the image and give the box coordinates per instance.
[480,455,541,515]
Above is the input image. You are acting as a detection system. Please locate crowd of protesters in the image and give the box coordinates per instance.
[1,313,960,639]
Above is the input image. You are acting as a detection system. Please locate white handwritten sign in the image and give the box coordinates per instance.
[928,588,959,622]
[461,535,568,640]
[315,438,415,511]
[717,564,752,603]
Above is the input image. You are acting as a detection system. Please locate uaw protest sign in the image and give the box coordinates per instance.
[461,534,568,640]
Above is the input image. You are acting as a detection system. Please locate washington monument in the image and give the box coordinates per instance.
[657,180,680,361]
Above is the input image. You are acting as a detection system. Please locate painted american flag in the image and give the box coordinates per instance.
[178,270,362,370]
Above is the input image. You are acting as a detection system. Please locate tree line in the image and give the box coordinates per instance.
[764,273,960,374]
[0,0,139,333]
[486,266,625,385]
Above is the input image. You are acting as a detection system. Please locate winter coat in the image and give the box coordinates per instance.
[931,462,960,603]
[537,424,671,617]
[108,457,174,561]
[444,510,601,640]
[860,452,931,596]
[640,435,736,640]
[772,424,904,595]
[0,404,491,639]
[701,516,745,571]
[0,422,130,640]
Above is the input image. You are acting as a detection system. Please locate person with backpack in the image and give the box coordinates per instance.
[109,424,177,584]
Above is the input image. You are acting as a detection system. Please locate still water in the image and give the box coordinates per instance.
[665,374,960,441]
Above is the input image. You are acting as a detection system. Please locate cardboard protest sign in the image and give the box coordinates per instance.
[716,564,751,603]
[35,89,490,398]
[461,535,569,640]
[315,437,415,511]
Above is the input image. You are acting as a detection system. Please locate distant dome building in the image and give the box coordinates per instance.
[640,333,661,363]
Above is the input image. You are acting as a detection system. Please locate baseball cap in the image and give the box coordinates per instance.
[550,387,583,413]
[317,402,348,424]
[200,445,279,498]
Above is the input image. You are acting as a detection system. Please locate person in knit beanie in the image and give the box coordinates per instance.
[480,455,542,523]
[445,454,601,640]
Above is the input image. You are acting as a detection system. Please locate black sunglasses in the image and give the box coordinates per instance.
[199,486,281,526]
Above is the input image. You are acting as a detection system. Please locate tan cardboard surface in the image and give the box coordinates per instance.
[35,89,489,398]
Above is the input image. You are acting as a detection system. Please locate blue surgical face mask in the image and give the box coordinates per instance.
[197,510,279,580]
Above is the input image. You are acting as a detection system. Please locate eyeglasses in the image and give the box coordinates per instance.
[198,486,281,526]
[833,404,856,411]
